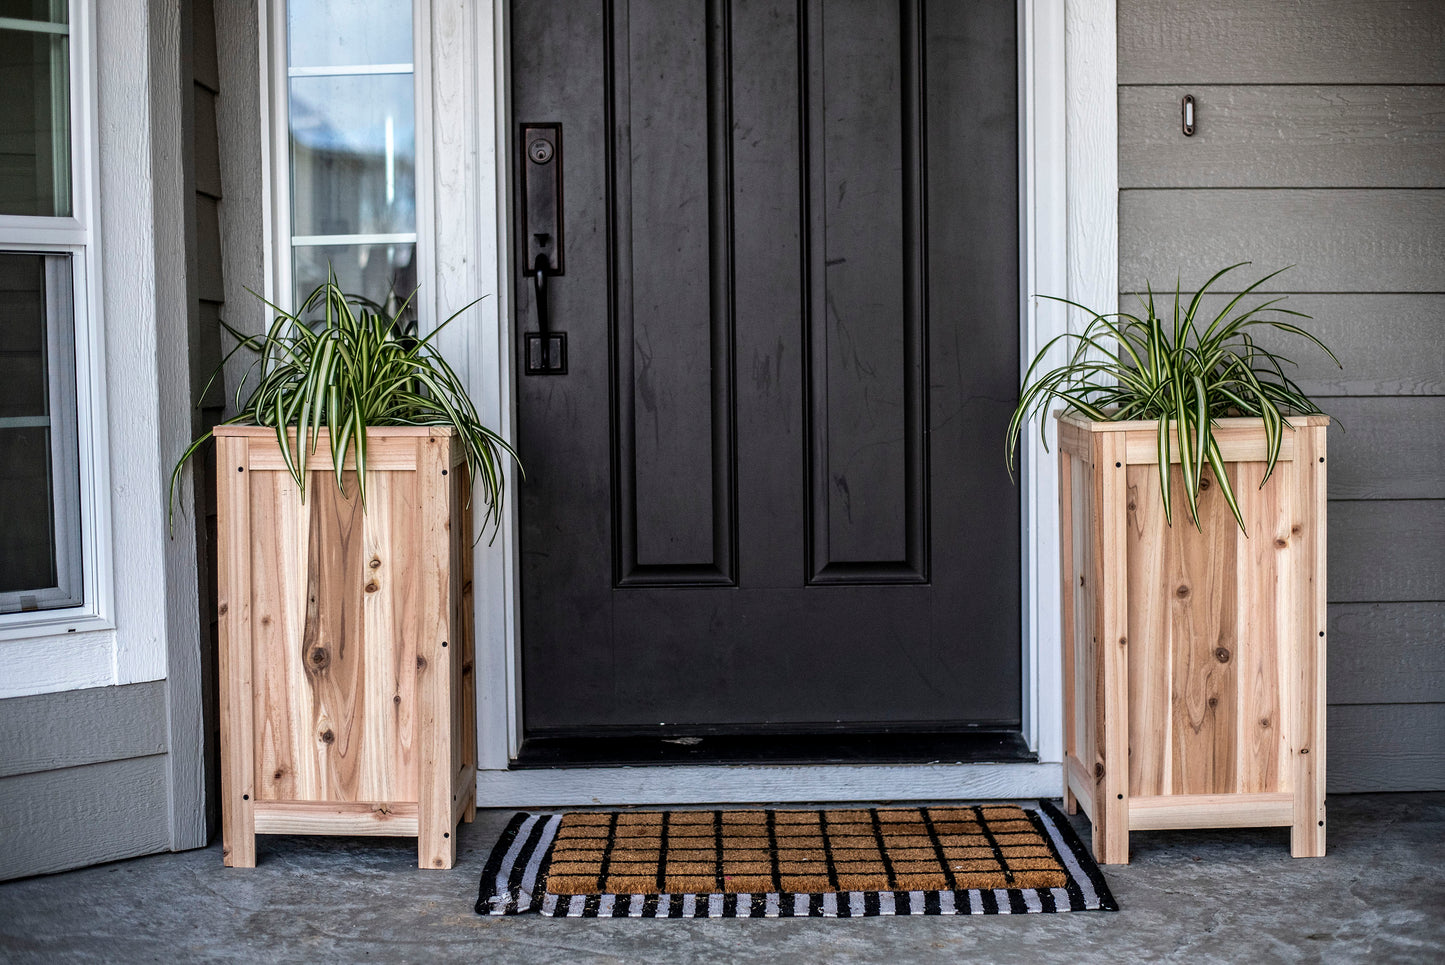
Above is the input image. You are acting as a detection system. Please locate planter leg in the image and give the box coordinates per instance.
[419,817,457,870]
[1091,804,1129,865]
[1063,785,1079,815]
[222,803,255,868]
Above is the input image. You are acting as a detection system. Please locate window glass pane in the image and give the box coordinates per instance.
[0,252,81,612]
[293,242,417,315]
[0,1,67,22]
[288,0,411,68]
[0,15,72,217]
[0,425,60,597]
[289,74,416,237]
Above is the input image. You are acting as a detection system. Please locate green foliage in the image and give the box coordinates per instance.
[170,279,519,539]
[1006,264,1340,532]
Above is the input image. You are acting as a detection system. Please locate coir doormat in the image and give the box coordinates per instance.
[476,802,1115,918]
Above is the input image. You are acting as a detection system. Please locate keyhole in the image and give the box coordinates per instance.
[528,138,554,164]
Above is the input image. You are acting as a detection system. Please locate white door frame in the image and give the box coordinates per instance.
[437,0,1117,806]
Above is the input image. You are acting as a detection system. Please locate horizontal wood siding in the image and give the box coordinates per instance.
[1323,398,1445,500]
[1119,0,1445,792]
[1118,0,1445,84]
[1329,604,1445,706]
[1328,704,1445,793]
[0,682,167,779]
[0,687,173,880]
[1120,86,1445,188]
[1119,190,1445,293]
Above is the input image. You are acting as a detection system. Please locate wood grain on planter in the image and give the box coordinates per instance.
[1060,415,1329,862]
[216,427,476,870]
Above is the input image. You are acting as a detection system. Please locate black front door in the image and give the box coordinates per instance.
[511,0,1021,745]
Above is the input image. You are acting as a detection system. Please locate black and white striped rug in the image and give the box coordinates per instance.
[476,801,1116,918]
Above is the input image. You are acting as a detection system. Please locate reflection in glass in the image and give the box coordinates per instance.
[0,17,72,217]
[0,252,81,611]
[288,0,412,68]
[293,243,417,318]
[289,74,416,237]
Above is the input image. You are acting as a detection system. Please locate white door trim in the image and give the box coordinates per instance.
[454,0,1118,803]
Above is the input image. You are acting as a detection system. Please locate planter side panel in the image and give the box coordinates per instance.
[1124,460,1289,798]
[249,467,423,805]
[1066,451,1098,787]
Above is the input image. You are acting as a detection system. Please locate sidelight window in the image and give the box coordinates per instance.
[0,1,95,621]
[279,0,419,314]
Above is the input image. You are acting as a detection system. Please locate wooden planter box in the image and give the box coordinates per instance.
[1058,413,1328,864]
[215,426,477,869]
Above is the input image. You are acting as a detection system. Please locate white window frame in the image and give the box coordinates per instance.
[0,0,114,641]
[260,0,435,331]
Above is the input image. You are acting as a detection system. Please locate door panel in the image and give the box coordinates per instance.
[512,0,1020,738]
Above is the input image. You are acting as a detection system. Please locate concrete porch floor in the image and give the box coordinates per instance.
[1,792,1440,963]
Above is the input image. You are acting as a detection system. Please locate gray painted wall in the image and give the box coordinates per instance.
[1118,0,1445,792]
[0,684,171,879]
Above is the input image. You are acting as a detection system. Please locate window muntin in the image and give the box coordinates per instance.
[0,0,72,218]
[0,251,81,614]
[285,0,417,312]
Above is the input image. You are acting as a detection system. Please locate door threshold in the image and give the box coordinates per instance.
[476,761,1063,808]
[512,730,1034,769]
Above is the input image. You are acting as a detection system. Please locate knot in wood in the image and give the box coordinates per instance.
[320,729,335,745]
[1214,647,1231,663]
[1300,747,1310,755]
[1176,584,1190,598]
[416,655,428,671]
[393,694,402,704]
[1208,697,1218,708]
[1274,537,1288,548]
[365,580,379,593]
[307,646,330,671]
[1094,762,1105,781]
[1199,476,1211,491]
[217,603,228,616]
[1291,524,1303,535]
[1260,718,1270,728]
[370,557,382,569]
[260,615,271,626]
[1119,636,1128,647]
[273,769,284,780]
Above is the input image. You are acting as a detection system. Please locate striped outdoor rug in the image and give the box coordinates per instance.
[476,802,1115,918]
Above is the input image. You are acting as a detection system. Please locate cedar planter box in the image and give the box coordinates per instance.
[215,426,477,869]
[1057,413,1328,864]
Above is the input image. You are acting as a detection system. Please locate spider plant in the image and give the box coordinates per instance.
[170,279,518,537]
[1006,264,1340,532]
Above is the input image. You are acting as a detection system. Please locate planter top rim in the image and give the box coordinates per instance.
[213,425,458,438]
[1054,411,1329,432]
